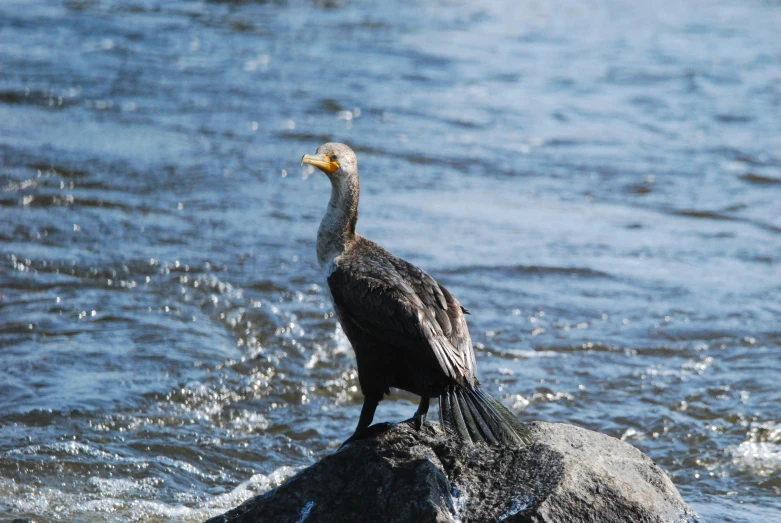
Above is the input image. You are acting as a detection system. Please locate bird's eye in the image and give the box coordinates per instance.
[330,155,338,161]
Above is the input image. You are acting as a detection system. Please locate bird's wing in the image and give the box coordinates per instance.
[388,256,477,379]
[327,251,475,382]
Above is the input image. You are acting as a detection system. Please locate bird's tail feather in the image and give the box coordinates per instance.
[439,384,532,446]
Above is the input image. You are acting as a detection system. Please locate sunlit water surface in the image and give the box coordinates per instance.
[1,0,780,521]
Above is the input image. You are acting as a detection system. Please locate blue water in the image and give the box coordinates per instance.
[1,0,780,521]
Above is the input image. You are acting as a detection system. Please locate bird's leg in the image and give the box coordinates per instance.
[355,394,379,434]
[341,394,391,447]
[406,396,430,431]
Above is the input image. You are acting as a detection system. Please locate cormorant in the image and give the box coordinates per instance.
[302,143,531,446]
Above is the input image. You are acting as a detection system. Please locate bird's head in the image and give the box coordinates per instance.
[301,142,358,181]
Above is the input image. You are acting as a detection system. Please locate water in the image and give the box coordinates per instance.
[1,0,779,521]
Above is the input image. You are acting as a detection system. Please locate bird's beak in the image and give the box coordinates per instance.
[301,154,340,175]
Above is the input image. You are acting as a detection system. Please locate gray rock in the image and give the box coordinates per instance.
[206,421,699,523]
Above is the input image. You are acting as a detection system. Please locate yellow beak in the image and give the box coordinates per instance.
[301,154,340,175]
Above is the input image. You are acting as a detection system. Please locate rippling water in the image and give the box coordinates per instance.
[1,0,780,521]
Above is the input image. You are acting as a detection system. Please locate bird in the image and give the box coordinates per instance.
[301,142,531,446]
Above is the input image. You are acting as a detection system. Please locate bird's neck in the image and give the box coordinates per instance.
[317,174,359,269]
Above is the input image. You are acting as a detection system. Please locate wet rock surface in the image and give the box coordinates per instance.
[206,421,699,523]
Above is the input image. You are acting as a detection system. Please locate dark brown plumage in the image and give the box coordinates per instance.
[302,142,530,446]
[328,238,475,394]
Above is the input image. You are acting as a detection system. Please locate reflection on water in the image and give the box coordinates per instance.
[1,0,780,521]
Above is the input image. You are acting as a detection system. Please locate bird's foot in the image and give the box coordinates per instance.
[403,411,426,431]
[340,422,394,448]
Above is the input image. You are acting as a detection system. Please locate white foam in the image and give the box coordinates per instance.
[732,441,781,475]
[230,410,270,432]
[0,466,298,522]
[89,476,150,496]
[498,348,560,359]
[731,422,781,476]
[198,467,298,511]
[4,441,117,461]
